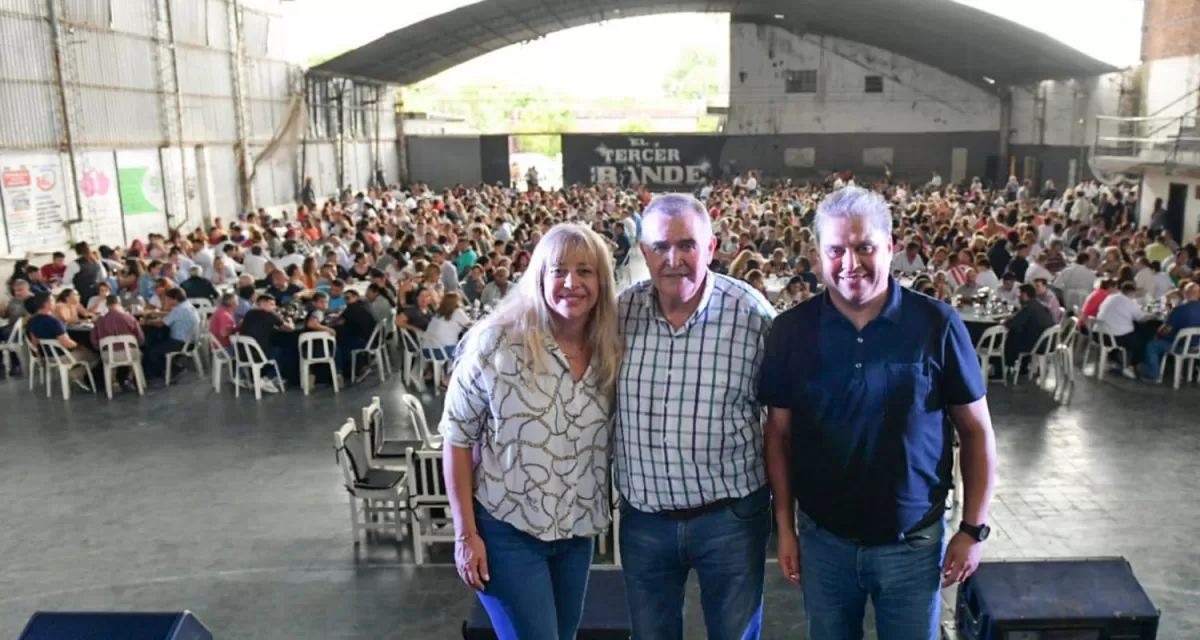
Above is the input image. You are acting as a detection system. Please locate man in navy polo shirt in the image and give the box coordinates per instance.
[759,187,997,639]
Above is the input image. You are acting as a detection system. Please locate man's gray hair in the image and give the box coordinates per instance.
[189,265,204,277]
[642,193,712,237]
[814,187,893,241]
[220,292,237,307]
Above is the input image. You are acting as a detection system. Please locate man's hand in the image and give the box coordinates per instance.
[942,531,983,587]
[777,530,802,586]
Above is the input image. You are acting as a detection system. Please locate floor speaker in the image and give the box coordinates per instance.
[20,611,212,640]
[462,568,631,639]
[954,557,1159,640]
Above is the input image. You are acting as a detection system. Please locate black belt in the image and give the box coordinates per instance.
[656,498,738,521]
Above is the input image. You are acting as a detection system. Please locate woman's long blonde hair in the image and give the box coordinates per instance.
[456,223,623,394]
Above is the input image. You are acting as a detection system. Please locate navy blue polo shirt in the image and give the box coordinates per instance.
[758,278,985,544]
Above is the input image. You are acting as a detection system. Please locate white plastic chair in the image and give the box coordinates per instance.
[1158,327,1200,390]
[207,335,234,393]
[334,418,410,544]
[408,448,453,564]
[26,342,45,391]
[974,325,1008,388]
[403,393,442,450]
[1012,325,1060,385]
[350,322,389,384]
[1051,343,1075,403]
[189,298,215,316]
[0,317,26,378]
[38,341,96,399]
[399,328,425,390]
[299,332,339,395]
[164,326,205,387]
[230,335,283,399]
[419,335,454,393]
[98,335,145,399]
[1082,319,1127,380]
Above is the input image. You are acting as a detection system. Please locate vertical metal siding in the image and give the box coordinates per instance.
[182,95,237,144]
[73,30,158,90]
[205,0,229,50]
[177,46,234,96]
[62,0,111,28]
[109,0,156,36]
[4,0,49,17]
[0,83,62,149]
[76,87,163,146]
[207,144,240,216]
[0,15,55,81]
[168,0,207,46]
[240,10,268,58]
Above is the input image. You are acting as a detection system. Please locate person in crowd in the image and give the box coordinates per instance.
[142,288,199,380]
[264,268,304,306]
[955,268,983,299]
[776,275,809,309]
[424,291,472,363]
[615,193,775,639]
[53,288,92,325]
[24,291,100,389]
[890,241,926,273]
[180,265,220,301]
[40,252,67,286]
[236,294,293,393]
[759,187,995,639]
[90,294,145,391]
[85,281,115,317]
[440,224,621,640]
[432,245,461,293]
[1079,278,1118,329]
[480,267,513,308]
[1003,284,1057,372]
[1142,281,1200,380]
[396,287,436,333]
[209,292,239,354]
[0,279,32,343]
[1096,281,1150,380]
[334,289,376,376]
[1031,277,1064,323]
[460,264,488,305]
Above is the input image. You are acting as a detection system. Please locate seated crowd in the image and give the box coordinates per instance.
[0,171,1198,391]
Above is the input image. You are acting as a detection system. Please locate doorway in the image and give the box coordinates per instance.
[1167,182,1187,242]
[509,135,562,190]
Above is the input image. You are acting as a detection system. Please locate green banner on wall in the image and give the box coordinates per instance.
[117,165,163,215]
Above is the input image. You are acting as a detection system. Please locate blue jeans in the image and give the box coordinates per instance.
[618,485,770,640]
[796,509,945,640]
[475,504,595,640]
[1144,338,1199,378]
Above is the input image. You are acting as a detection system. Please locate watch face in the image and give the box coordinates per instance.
[977,524,991,541]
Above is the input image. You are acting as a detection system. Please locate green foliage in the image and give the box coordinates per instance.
[618,118,656,133]
[662,46,721,102]
[306,49,352,68]
[696,115,722,132]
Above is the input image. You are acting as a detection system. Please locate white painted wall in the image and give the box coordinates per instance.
[1139,169,1200,243]
[1143,55,1200,127]
[1010,73,1128,147]
[727,23,1001,134]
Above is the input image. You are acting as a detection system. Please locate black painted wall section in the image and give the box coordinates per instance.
[406,136,482,188]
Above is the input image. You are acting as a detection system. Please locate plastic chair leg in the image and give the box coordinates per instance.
[328,361,339,393]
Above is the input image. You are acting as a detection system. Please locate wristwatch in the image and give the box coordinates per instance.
[958,521,991,542]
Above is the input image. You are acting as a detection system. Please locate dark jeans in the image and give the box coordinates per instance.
[475,503,595,640]
[336,335,367,376]
[618,486,770,640]
[142,338,184,378]
[797,509,945,640]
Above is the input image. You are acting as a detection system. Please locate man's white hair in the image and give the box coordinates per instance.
[641,193,712,238]
[814,187,893,241]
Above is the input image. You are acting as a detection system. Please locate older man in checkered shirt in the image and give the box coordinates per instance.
[614,193,776,640]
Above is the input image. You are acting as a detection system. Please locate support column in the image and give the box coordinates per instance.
[227,0,252,212]
[47,0,85,236]
[998,87,1013,184]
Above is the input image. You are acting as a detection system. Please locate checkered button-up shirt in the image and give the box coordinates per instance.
[615,274,776,512]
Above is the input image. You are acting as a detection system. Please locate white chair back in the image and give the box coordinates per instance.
[1172,327,1200,354]
[230,335,269,365]
[334,418,368,486]
[362,395,385,455]
[189,298,215,314]
[4,317,24,346]
[408,449,448,506]
[98,335,140,365]
[1031,324,1060,355]
[40,340,76,366]
[298,332,337,361]
[976,325,1007,353]
[400,327,421,352]
[208,335,231,363]
[403,393,441,449]
[366,322,387,351]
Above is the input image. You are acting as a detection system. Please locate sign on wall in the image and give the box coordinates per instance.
[75,152,125,248]
[0,152,70,255]
[562,135,724,190]
[116,150,169,240]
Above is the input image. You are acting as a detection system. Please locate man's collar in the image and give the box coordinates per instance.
[820,276,904,326]
[649,271,717,326]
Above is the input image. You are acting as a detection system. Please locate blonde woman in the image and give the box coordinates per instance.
[441,223,622,640]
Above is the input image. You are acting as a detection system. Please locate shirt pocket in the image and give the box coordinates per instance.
[882,362,935,418]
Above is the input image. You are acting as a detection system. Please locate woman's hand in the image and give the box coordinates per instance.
[455,534,489,591]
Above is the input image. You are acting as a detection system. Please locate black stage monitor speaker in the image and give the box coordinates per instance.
[20,611,212,640]
[463,568,631,639]
[954,557,1159,640]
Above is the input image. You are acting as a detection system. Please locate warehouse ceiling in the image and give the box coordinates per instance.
[310,0,1117,89]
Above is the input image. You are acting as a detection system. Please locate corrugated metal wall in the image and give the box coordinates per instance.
[0,0,401,258]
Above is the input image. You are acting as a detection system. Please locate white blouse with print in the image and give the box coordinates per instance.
[439,328,612,542]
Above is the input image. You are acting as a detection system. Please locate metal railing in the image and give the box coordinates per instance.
[1093,107,1200,167]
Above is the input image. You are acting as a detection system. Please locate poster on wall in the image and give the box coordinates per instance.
[0,152,70,255]
[561,134,725,191]
[115,149,169,239]
[75,152,125,248]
